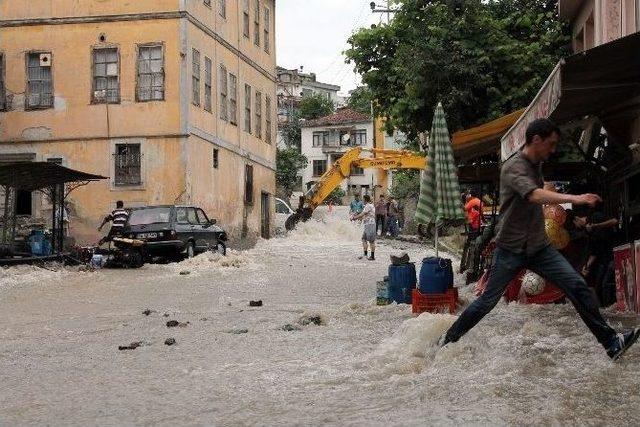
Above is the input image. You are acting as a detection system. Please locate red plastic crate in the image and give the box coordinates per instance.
[412,288,458,315]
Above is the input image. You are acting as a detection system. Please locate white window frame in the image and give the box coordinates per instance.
[219,64,228,121]
[136,43,165,102]
[26,51,54,110]
[192,49,200,107]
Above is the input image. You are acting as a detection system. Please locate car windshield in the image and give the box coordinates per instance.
[128,207,172,225]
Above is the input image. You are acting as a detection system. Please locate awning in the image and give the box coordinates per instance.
[452,109,524,160]
[501,32,640,160]
[0,162,107,191]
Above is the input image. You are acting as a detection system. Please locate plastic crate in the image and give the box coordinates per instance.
[412,288,458,315]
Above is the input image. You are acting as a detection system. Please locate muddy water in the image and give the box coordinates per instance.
[0,209,638,426]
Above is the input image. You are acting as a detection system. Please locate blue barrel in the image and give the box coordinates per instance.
[419,257,453,294]
[388,262,417,304]
[28,230,47,256]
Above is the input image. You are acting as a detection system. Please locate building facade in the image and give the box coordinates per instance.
[560,0,639,51]
[300,108,376,203]
[0,0,277,245]
[276,66,342,122]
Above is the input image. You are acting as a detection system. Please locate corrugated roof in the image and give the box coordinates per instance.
[0,162,107,191]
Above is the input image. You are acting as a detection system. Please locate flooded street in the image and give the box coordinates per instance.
[1,212,639,426]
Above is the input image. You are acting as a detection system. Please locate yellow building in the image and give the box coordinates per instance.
[0,0,277,246]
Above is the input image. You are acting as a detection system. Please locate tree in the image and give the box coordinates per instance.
[280,110,302,151]
[276,147,308,201]
[345,0,570,139]
[347,86,374,116]
[298,93,335,120]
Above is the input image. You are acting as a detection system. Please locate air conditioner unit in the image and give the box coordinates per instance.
[39,53,52,67]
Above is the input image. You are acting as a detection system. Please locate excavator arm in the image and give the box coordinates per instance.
[285,147,426,230]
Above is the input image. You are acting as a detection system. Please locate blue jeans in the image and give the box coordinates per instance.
[445,245,616,349]
[387,216,399,237]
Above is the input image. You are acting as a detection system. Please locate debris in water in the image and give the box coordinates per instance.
[166,320,179,327]
[164,338,176,346]
[281,324,302,332]
[178,321,190,328]
[225,328,249,334]
[179,270,191,275]
[298,313,325,326]
[142,309,155,316]
[249,300,263,307]
[163,313,170,317]
[118,341,147,351]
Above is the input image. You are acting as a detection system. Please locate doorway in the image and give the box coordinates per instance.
[261,192,270,239]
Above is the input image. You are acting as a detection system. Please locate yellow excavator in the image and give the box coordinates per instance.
[285,147,427,230]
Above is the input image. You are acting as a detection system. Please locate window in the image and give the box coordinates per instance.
[255,91,262,139]
[196,209,210,225]
[254,0,261,47]
[219,0,226,18]
[114,144,142,186]
[243,0,250,38]
[265,96,272,144]
[313,160,327,177]
[204,57,212,112]
[204,0,211,7]
[0,53,5,111]
[192,49,200,106]
[264,7,270,54]
[26,52,53,109]
[213,148,219,169]
[229,73,238,125]
[350,165,364,176]
[92,48,119,104]
[219,65,228,120]
[637,0,640,30]
[244,84,252,133]
[137,45,164,101]
[176,207,190,224]
[351,130,367,146]
[312,131,330,147]
[245,164,254,206]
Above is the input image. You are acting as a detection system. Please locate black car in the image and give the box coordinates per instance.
[124,205,227,259]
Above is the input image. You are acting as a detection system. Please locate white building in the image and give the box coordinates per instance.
[299,108,376,204]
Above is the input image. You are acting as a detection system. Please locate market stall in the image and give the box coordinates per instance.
[0,162,106,265]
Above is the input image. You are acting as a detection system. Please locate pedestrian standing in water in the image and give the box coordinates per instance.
[352,195,376,261]
[439,118,639,360]
[375,194,387,236]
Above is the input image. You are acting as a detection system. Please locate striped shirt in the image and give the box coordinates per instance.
[108,208,129,229]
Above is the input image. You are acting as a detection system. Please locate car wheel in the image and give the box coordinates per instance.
[186,242,195,259]
[216,242,227,256]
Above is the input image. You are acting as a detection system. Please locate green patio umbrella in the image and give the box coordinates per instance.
[415,102,465,257]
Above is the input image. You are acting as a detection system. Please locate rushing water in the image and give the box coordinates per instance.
[0,209,638,426]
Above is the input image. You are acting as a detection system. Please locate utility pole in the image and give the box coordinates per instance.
[369,1,397,24]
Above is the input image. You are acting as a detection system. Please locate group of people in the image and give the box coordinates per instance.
[350,194,401,238]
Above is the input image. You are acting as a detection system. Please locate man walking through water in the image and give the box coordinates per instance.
[352,194,376,260]
[439,118,639,360]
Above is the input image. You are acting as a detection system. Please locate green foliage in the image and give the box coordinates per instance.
[390,170,421,200]
[345,0,571,139]
[298,93,335,120]
[347,86,374,115]
[325,187,346,205]
[276,148,308,199]
[280,111,302,150]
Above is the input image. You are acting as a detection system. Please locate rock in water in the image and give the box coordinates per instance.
[164,338,176,346]
[179,270,191,275]
[166,320,179,328]
[249,300,263,307]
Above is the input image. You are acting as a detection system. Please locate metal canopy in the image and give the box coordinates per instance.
[0,162,107,191]
[501,32,640,160]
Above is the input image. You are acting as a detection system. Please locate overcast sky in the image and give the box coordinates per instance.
[276,0,384,96]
